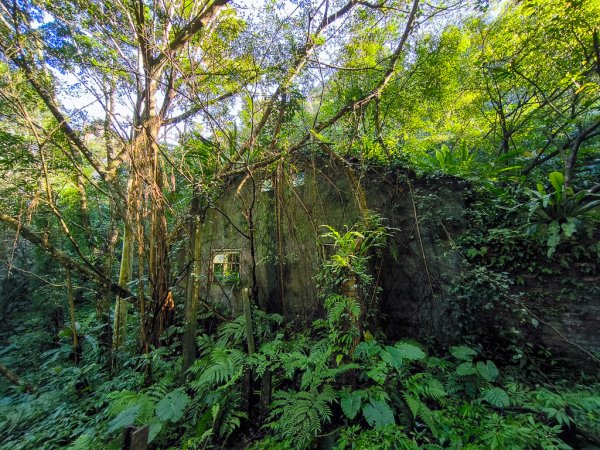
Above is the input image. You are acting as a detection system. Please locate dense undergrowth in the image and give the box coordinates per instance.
[1,296,599,449]
[2,0,600,448]
[1,194,599,449]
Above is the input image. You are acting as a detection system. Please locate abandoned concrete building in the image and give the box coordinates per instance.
[191,155,599,370]
[196,157,468,342]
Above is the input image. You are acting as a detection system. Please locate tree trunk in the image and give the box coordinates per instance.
[113,220,134,350]
[66,269,80,363]
[341,275,362,353]
[0,363,34,393]
[242,288,256,355]
[564,129,582,189]
[182,202,203,372]
[148,184,172,347]
[274,164,286,317]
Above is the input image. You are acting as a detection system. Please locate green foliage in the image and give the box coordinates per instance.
[450,345,478,361]
[362,399,395,428]
[483,387,510,408]
[267,385,337,448]
[2,2,600,450]
[2,295,599,450]
[155,389,190,423]
[322,294,361,355]
[340,390,362,420]
[336,424,418,450]
[188,346,246,389]
[422,142,478,176]
[527,172,600,257]
[316,213,390,356]
[476,360,499,382]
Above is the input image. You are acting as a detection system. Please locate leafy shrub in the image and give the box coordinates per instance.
[527,171,600,257]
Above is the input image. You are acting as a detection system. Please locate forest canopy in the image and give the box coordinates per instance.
[0,0,599,448]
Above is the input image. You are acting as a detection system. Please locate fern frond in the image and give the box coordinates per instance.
[402,392,439,437]
[191,347,246,392]
[266,385,338,449]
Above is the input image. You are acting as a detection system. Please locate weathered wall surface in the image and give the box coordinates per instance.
[198,159,468,341]
[195,159,599,371]
[521,272,600,371]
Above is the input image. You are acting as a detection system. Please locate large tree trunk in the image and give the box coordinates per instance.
[130,107,172,349]
[146,120,172,347]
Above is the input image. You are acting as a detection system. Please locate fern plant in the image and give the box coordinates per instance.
[266,385,337,449]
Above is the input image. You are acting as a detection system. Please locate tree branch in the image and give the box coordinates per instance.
[0,213,139,303]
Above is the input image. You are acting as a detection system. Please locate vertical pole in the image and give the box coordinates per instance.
[242,288,256,355]
[183,210,203,372]
[113,221,133,350]
[66,269,79,363]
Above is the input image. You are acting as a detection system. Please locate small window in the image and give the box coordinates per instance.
[291,171,305,187]
[261,179,273,192]
[211,250,241,284]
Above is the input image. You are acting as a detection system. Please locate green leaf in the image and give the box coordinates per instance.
[394,342,426,360]
[366,363,388,385]
[65,434,92,450]
[155,389,190,423]
[483,387,510,407]
[547,221,561,257]
[548,171,564,194]
[354,340,381,358]
[425,378,447,399]
[380,346,407,368]
[560,218,577,238]
[477,360,499,382]
[362,400,395,428]
[108,404,141,433]
[466,247,478,258]
[340,391,362,420]
[148,422,162,443]
[404,394,421,418]
[450,346,477,361]
[536,183,546,195]
[456,362,476,376]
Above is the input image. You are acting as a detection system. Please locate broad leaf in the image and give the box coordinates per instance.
[561,218,577,238]
[362,400,395,428]
[547,221,561,257]
[366,362,388,385]
[456,362,476,376]
[108,404,141,433]
[477,360,499,382]
[394,342,426,360]
[450,346,477,361]
[483,387,510,407]
[548,171,564,195]
[354,340,381,358]
[340,390,362,420]
[155,389,190,423]
[148,422,162,443]
[380,346,403,368]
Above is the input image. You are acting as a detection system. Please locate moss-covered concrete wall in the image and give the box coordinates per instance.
[198,159,468,341]
[192,159,599,371]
